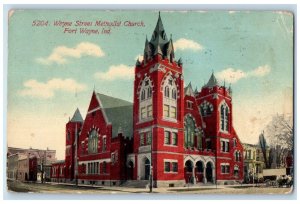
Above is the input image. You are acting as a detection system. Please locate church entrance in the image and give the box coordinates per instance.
[127,161,134,180]
[206,162,213,182]
[144,158,150,180]
[184,160,194,184]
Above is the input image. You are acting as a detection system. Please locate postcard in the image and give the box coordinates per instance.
[6,10,294,195]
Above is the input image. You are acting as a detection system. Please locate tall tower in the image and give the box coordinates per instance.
[197,73,243,183]
[132,13,185,187]
[65,108,83,182]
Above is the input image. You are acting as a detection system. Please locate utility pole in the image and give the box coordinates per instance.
[149,132,153,193]
[74,123,78,186]
[215,147,217,189]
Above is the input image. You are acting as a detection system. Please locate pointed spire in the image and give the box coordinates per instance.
[204,72,219,88]
[70,108,83,122]
[194,86,198,94]
[136,58,141,66]
[184,82,195,96]
[178,57,183,66]
[228,83,232,94]
[149,12,169,54]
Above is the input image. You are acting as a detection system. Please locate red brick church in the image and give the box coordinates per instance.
[51,13,244,187]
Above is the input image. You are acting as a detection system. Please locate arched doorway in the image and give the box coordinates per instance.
[184,160,194,183]
[195,161,204,183]
[144,158,150,180]
[127,161,134,180]
[206,162,213,182]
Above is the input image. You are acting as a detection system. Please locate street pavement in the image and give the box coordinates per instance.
[7,180,293,195]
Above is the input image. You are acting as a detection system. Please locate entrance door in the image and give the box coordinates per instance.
[144,158,150,180]
[127,161,134,180]
[206,162,213,182]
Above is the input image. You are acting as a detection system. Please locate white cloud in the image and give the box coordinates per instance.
[249,65,271,77]
[19,78,87,99]
[228,11,237,14]
[94,64,134,81]
[173,38,203,51]
[36,42,105,65]
[216,64,271,84]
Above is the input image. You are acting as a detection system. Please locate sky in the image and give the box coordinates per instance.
[7,10,293,160]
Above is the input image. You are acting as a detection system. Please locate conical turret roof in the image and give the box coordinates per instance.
[204,72,219,88]
[70,108,83,122]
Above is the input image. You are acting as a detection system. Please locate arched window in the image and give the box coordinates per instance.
[139,77,153,121]
[141,89,145,100]
[172,88,177,99]
[164,86,170,97]
[220,103,229,132]
[162,74,177,121]
[147,87,152,98]
[184,116,195,148]
[88,129,98,154]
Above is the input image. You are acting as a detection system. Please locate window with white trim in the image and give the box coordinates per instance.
[146,131,152,145]
[88,129,98,154]
[164,131,178,146]
[221,164,230,174]
[163,104,170,117]
[102,137,107,152]
[221,139,230,152]
[220,102,229,132]
[164,131,171,145]
[139,77,153,121]
[172,132,178,145]
[140,134,145,146]
[172,162,178,172]
[163,75,177,121]
[235,151,241,161]
[164,162,170,172]
[140,131,152,146]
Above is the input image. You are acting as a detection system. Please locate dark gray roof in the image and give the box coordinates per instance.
[184,82,195,96]
[96,93,133,138]
[204,72,219,88]
[70,108,83,122]
[143,13,175,62]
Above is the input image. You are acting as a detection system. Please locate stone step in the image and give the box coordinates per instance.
[120,180,150,188]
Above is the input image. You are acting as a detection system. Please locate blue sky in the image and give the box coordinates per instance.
[7,10,293,159]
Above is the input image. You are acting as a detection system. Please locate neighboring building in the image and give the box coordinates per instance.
[7,147,57,182]
[51,13,244,187]
[243,143,269,182]
[50,160,66,183]
[7,154,19,180]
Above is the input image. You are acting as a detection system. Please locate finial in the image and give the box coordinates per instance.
[159,11,161,17]
[93,84,95,92]
[223,79,226,87]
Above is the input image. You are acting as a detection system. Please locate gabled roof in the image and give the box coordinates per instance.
[204,72,219,88]
[70,108,83,122]
[184,82,195,97]
[96,93,133,138]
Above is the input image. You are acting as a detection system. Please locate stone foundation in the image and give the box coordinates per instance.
[78,179,121,186]
[154,180,186,188]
